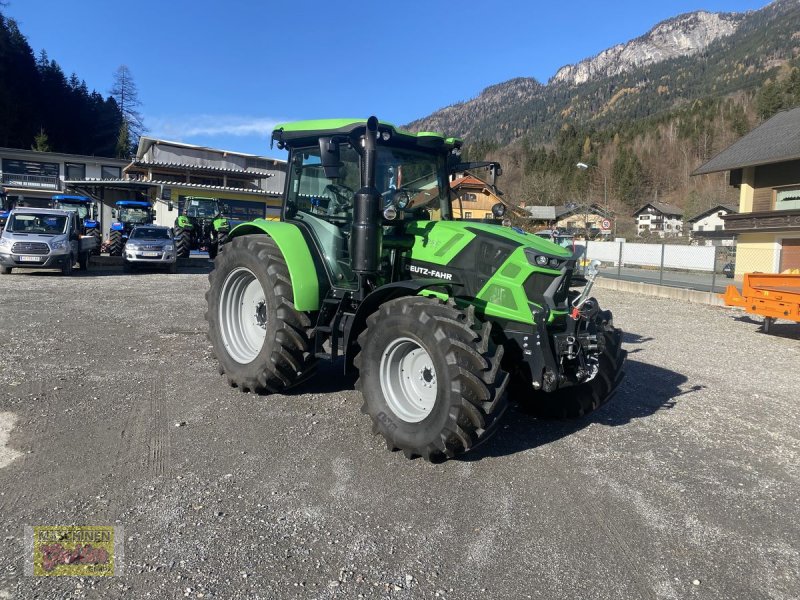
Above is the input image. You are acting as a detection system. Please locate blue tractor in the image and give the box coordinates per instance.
[51,194,101,253]
[108,200,154,256]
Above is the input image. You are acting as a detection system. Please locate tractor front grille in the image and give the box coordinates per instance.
[11,242,49,255]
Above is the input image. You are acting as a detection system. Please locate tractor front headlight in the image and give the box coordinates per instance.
[534,254,548,266]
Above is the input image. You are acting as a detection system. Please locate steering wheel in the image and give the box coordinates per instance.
[323,183,354,215]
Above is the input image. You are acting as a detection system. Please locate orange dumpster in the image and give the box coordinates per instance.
[721,273,800,333]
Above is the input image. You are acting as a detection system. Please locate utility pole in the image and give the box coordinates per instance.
[576,162,609,239]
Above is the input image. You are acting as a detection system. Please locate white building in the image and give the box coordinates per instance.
[687,203,738,246]
[633,201,684,237]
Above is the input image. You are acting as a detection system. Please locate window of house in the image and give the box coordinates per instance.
[461,193,477,202]
[715,225,723,230]
[698,225,704,231]
[640,214,650,220]
[65,163,86,180]
[101,165,121,179]
[463,211,472,219]
[775,187,800,210]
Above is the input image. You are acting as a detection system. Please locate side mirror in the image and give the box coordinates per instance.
[491,202,506,218]
[318,137,341,179]
[111,209,117,219]
[168,201,174,212]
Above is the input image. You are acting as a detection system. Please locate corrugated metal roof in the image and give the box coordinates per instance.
[133,160,273,177]
[67,178,280,197]
[694,107,800,175]
[525,206,557,219]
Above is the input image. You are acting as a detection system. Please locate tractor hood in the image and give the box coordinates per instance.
[404,220,573,260]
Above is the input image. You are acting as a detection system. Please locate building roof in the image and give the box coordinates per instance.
[66,178,280,197]
[693,107,800,175]
[450,176,488,189]
[686,203,738,223]
[131,160,273,178]
[0,146,128,164]
[633,201,683,217]
[136,137,283,163]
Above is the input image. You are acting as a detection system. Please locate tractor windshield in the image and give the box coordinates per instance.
[58,203,90,220]
[376,146,448,219]
[118,208,149,224]
[185,199,219,219]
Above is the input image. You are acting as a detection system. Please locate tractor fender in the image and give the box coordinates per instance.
[343,278,461,372]
[227,220,320,312]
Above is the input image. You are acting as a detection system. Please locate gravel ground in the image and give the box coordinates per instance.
[0,265,798,600]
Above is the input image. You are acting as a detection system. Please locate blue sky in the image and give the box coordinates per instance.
[4,0,770,158]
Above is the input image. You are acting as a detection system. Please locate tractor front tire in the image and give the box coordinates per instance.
[175,227,191,259]
[108,230,123,256]
[526,318,626,419]
[355,297,509,462]
[206,234,314,393]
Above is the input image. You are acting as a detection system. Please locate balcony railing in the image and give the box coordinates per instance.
[1,172,60,189]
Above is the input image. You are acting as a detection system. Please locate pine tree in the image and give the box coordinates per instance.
[32,127,51,151]
[110,65,145,146]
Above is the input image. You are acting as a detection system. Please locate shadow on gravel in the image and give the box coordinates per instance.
[731,315,800,340]
[4,265,213,278]
[621,331,655,355]
[462,359,694,462]
[288,359,357,395]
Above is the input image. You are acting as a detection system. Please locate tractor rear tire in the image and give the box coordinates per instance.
[525,320,626,419]
[108,230,123,256]
[206,234,314,393]
[87,228,101,255]
[355,297,509,462]
[175,227,191,259]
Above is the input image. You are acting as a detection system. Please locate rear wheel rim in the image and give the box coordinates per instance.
[380,337,437,423]
[219,267,267,364]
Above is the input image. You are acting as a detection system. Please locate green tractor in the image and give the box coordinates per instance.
[205,117,626,462]
[174,196,230,259]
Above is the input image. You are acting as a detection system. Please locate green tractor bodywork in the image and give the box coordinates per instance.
[174,196,231,259]
[206,117,626,462]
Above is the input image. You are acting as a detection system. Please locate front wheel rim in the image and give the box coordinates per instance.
[218,267,267,364]
[379,337,437,423]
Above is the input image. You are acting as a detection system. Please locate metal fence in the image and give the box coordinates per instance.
[575,241,780,294]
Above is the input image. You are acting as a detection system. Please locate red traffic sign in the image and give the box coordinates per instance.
[601,218,612,230]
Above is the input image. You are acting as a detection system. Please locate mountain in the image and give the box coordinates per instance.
[551,11,742,86]
[407,0,800,146]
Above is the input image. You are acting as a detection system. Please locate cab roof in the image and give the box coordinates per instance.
[115,200,151,207]
[272,118,462,151]
[52,194,92,203]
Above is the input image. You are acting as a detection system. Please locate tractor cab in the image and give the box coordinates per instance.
[51,195,100,236]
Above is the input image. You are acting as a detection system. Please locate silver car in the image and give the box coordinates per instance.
[123,225,177,273]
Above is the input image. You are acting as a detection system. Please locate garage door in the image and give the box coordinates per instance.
[780,238,800,272]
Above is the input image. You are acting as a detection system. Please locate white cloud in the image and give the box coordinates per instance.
[146,114,283,140]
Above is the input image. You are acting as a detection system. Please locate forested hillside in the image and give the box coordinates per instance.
[0,11,125,157]
[409,0,800,231]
